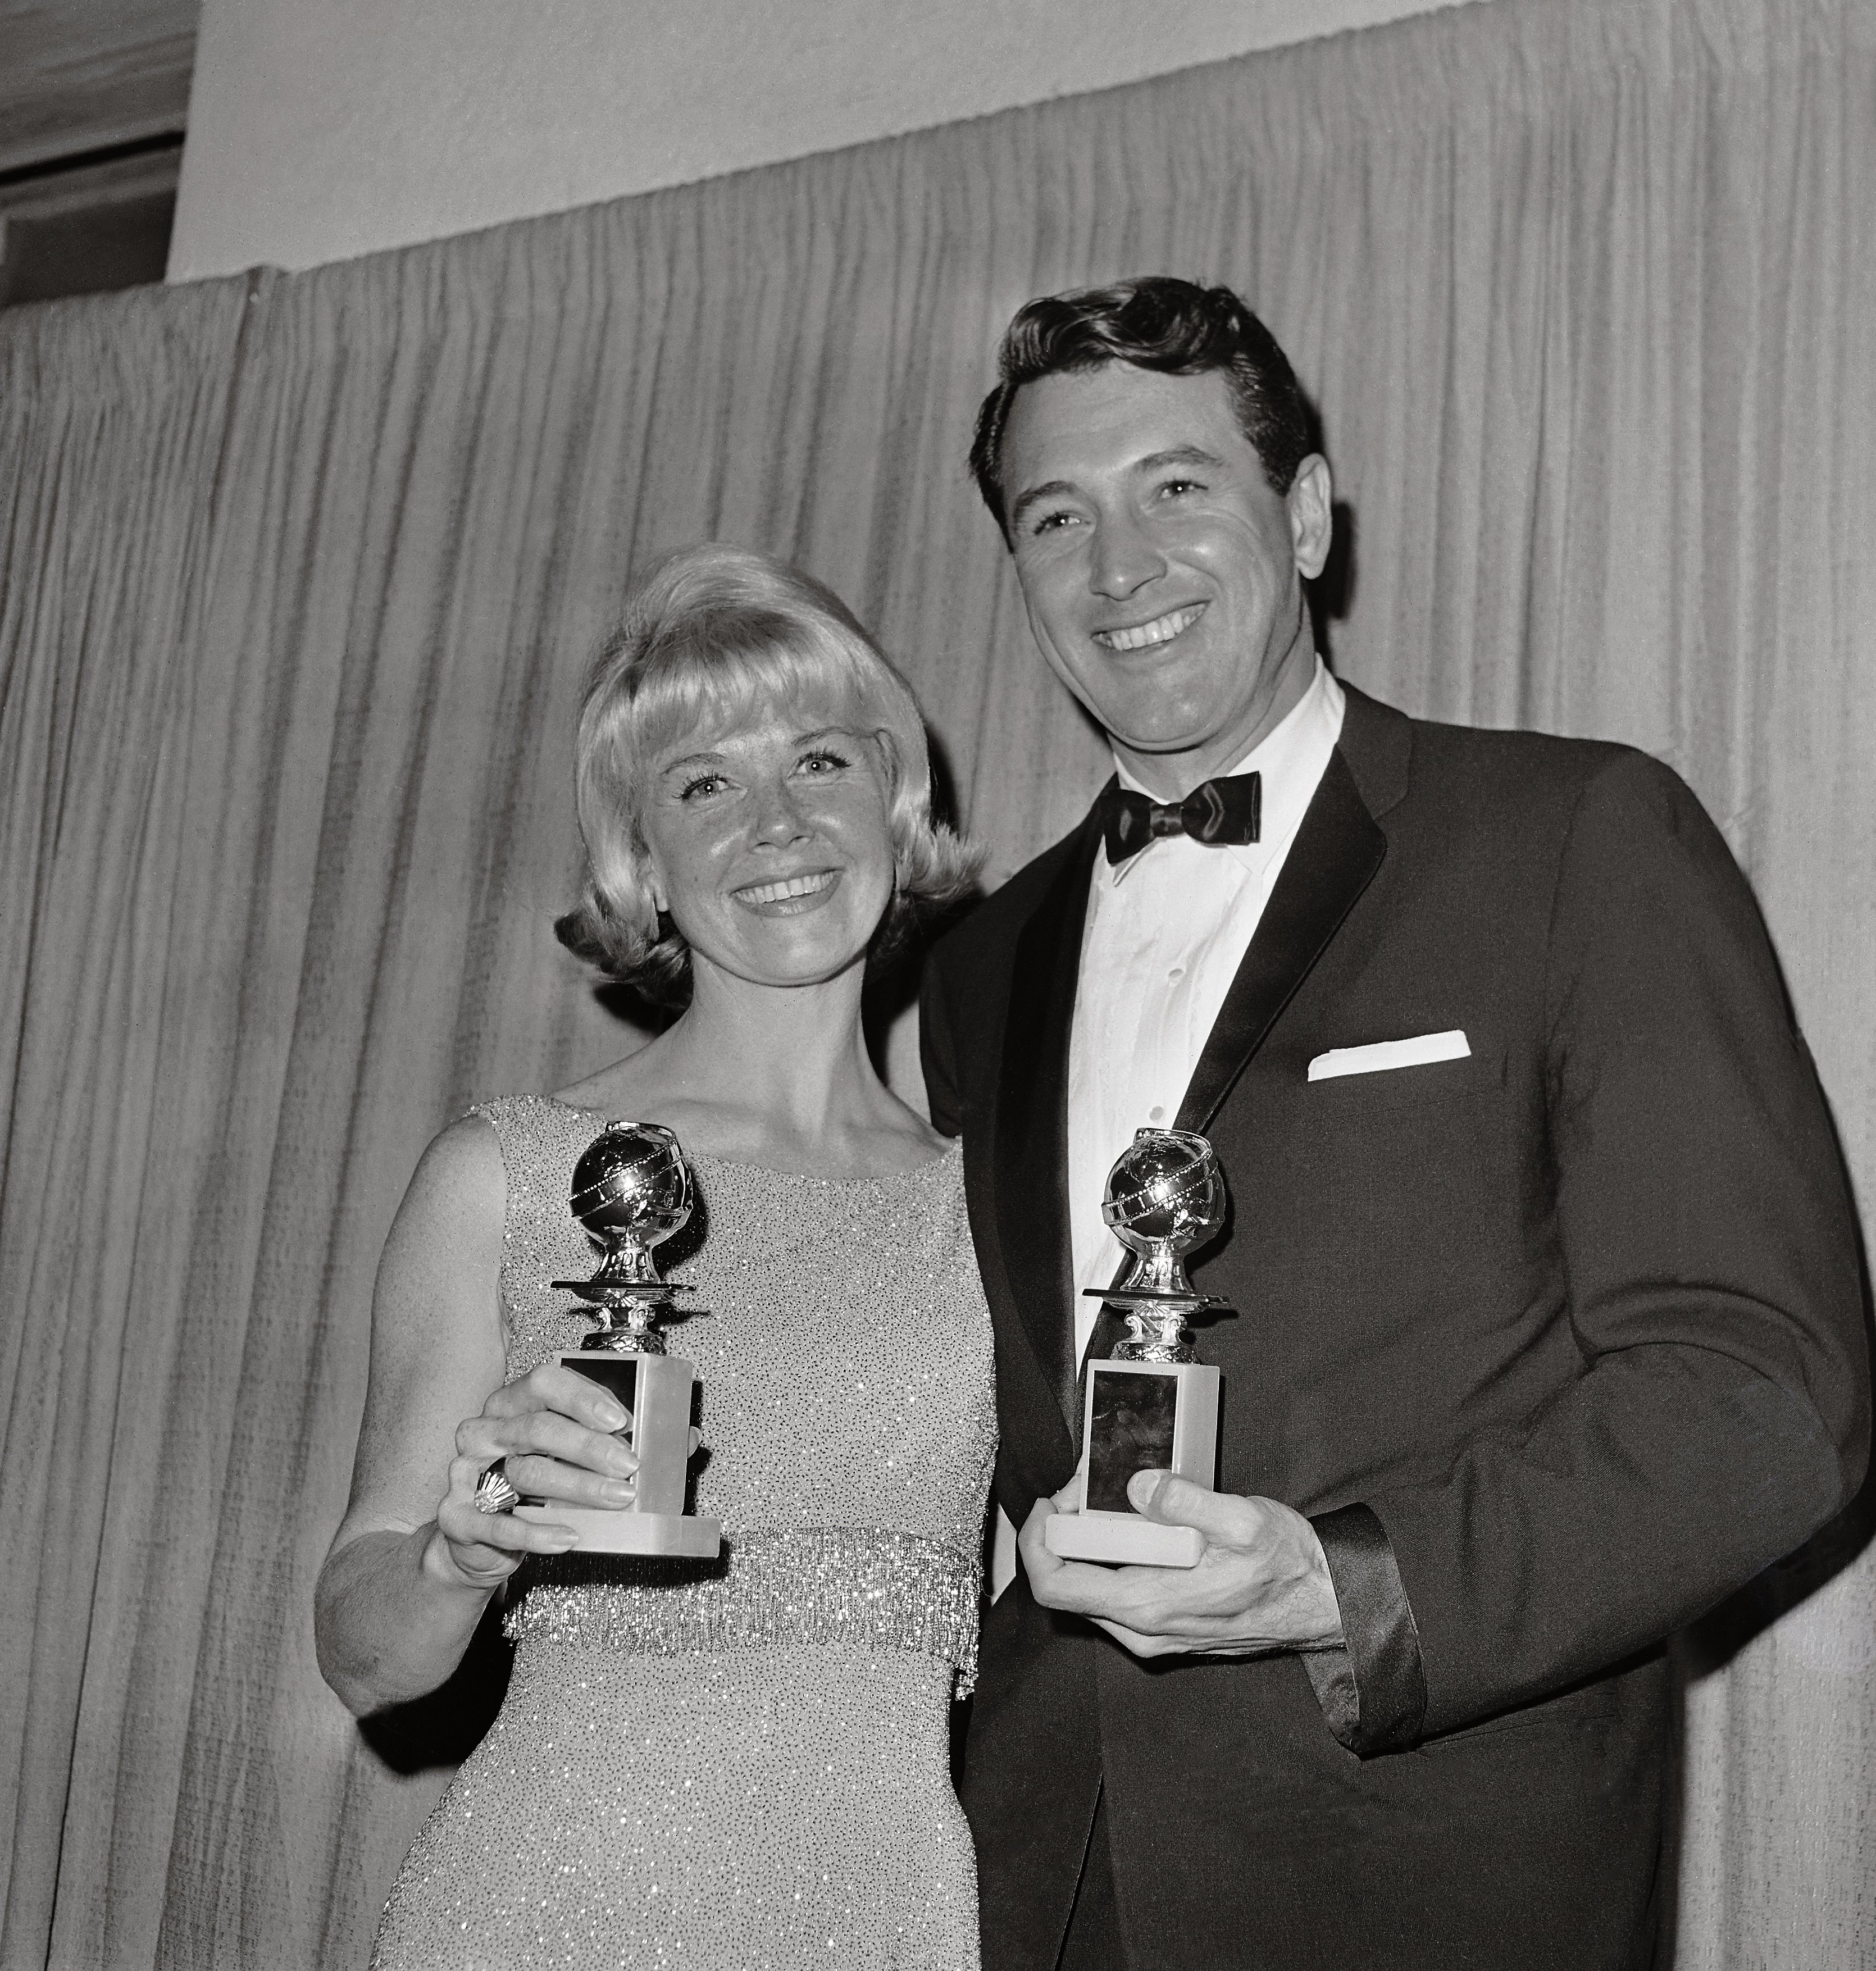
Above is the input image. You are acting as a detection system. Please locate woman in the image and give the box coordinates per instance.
[315,544,992,1969]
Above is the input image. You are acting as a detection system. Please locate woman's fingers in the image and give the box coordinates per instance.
[458,1404,638,1474]
[445,1362,707,1532]
[453,1364,641,1505]
[433,1456,577,1578]
[480,1363,629,1433]
[450,1421,639,1510]
[502,1447,639,1509]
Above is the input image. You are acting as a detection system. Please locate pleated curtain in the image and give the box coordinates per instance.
[2,0,1872,1963]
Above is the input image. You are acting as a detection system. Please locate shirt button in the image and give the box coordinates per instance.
[1149,1105,1165,1122]
[1168,965,1186,981]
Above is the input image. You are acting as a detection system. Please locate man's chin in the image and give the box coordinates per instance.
[1104,721,1223,761]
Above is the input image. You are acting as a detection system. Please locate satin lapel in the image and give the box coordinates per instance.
[1176,748,1386,1134]
[994,803,1104,1444]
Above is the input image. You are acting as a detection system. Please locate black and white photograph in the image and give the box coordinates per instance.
[2,1,1872,1966]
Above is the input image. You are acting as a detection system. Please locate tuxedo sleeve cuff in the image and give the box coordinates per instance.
[1304,1502,1428,1756]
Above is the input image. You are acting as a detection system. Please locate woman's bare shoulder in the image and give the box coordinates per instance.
[388,1113,506,1262]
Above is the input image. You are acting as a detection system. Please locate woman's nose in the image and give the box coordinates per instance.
[749,781,809,844]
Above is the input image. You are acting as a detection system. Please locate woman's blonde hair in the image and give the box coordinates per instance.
[556,543,980,1005]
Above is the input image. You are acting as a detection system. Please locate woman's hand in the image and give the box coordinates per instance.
[428,1364,641,1586]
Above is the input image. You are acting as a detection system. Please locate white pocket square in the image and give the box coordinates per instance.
[1308,1030,1470,1081]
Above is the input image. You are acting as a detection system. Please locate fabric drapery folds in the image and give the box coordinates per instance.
[1,0,1872,1965]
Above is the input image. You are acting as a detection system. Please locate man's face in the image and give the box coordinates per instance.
[997,365,1331,790]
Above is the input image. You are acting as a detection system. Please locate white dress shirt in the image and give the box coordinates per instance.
[1068,657,1346,1364]
[989,658,1346,1598]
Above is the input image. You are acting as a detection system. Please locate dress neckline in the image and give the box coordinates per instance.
[531,1093,962,1190]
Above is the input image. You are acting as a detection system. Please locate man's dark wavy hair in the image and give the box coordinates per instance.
[969,276,1315,542]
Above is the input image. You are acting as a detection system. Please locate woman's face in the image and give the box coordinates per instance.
[639,689,897,993]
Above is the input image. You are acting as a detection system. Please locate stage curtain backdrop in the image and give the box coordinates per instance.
[2,0,1871,1962]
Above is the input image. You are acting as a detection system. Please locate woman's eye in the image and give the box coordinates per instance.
[796,749,851,776]
[680,773,727,801]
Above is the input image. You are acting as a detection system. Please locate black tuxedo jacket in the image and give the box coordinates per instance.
[921,685,1868,1971]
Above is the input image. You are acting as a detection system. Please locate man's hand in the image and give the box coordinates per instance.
[1021,1470,1346,1659]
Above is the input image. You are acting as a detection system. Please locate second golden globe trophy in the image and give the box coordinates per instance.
[1045,1128,1228,1569]
[512,1119,723,1558]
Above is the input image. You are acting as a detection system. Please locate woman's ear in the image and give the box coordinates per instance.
[871,727,901,795]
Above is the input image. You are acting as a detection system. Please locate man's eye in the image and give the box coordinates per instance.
[1156,477,1202,500]
[1028,508,1079,536]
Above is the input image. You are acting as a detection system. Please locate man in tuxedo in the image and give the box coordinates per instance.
[919,277,1868,1970]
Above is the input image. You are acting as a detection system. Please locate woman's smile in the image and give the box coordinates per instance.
[734,868,843,914]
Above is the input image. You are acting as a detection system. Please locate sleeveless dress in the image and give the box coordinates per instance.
[372,1095,996,1971]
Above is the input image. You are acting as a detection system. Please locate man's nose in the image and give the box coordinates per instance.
[1089,514,1166,600]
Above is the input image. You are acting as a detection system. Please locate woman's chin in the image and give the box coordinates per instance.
[693,933,875,996]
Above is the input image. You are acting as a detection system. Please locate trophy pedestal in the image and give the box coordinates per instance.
[513,1347,722,1558]
[1044,1358,1221,1570]
[513,1501,725,1556]
[1044,1512,1206,1568]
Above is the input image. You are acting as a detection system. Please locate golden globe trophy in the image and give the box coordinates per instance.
[512,1120,723,1558]
[1045,1128,1227,1569]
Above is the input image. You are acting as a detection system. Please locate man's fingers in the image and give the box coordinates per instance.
[1027,1540,1269,1633]
[1016,1495,1069,1591]
[1091,1615,1177,1657]
[1126,1470,1262,1545]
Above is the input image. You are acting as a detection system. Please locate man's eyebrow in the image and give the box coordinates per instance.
[1006,446,1231,532]
[1135,444,1228,474]
[1007,479,1077,532]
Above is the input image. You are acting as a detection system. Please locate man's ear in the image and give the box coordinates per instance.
[1287,455,1333,581]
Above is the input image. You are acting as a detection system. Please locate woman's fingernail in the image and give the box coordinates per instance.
[604,1442,638,1476]
[601,1478,635,1504]
[597,1402,628,1432]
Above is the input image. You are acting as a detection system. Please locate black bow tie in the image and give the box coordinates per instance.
[1099,773,1262,866]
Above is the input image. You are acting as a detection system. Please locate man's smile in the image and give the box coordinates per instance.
[1091,602,1208,652]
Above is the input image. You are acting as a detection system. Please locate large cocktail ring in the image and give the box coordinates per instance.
[473,1458,522,1515]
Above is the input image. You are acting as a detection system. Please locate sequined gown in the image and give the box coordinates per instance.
[373,1095,996,1971]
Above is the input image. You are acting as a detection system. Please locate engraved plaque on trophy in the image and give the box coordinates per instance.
[511,1120,723,1558]
[1045,1128,1228,1570]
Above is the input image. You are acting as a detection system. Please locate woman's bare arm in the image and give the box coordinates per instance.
[314,1117,629,1714]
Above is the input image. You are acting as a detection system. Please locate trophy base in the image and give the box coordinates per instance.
[513,1503,724,1557]
[1048,1357,1221,1568]
[1043,1512,1205,1569]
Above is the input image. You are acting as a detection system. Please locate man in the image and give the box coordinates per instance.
[919,277,1868,1970]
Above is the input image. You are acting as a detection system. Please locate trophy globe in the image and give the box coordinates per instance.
[1096,1128,1228,1362]
[553,1121,695,1353]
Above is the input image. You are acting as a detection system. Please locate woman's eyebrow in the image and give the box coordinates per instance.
[658,750,725,777]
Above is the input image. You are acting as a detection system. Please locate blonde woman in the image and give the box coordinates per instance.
[316,545,992,1969]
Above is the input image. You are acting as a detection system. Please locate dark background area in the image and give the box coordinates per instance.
[0,0,198,308]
